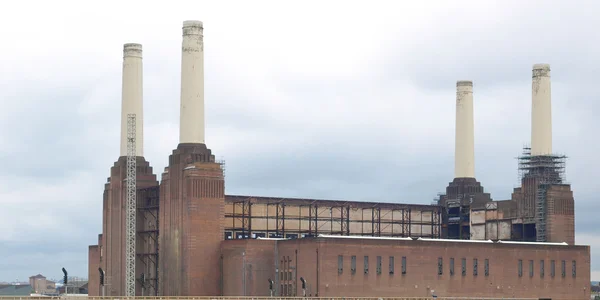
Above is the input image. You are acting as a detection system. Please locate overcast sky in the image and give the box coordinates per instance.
[0,0,598,283]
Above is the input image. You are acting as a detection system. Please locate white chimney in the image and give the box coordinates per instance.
[531,63,552,156]
[179,20,205,144]
[120,43,144,157]
[454,80,475,178]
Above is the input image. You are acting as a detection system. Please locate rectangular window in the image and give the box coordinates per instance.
[561,260,566,278]
[473,258,478,276]
[572,260,576,278]
[351,256,356,275]
[376,256,382,275]
[529,260,534,277]
[437,257,443,275]
[540,260,545,278]
[338,255,343,275]
[401,256,407,275]
[461,258,467,276]
[449,258,455,276]
[550,260,555,277]
[364,256,369,274]
[484,259,489,276]
[518,259,523,277]
[389,256,395,274]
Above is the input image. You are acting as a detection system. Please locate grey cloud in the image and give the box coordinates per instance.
[1,0,599,282]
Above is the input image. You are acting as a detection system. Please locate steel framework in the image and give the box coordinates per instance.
[125,114,137,296]
[224,195,441,239]
[137,186,159,296]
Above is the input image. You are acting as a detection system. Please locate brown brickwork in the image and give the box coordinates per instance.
[546,185,575,244]
[159,143,225,296]
[88,245,100,296]
[221,239,277,296]
[90,156,158,296]
[223,237,590,299]
[511,178,575,244]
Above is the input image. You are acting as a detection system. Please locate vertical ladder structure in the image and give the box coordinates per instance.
[125,113,137,296]
[535,182,549,242]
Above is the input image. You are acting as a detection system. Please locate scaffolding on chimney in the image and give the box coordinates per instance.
[517,146,567,242]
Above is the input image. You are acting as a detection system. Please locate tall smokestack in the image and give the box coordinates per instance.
[454,80,475,178]
[120,43,144,157]
[531,63,552,156]
[179,20,205,144]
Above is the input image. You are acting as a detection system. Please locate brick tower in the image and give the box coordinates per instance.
[158,20,225,296]
[90,43,159,296]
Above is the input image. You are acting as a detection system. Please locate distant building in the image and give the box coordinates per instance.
[28,274,56,294]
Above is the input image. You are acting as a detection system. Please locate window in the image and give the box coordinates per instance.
[473,258,478,276]
[518,259,523,277]
[550,260,555,277]
[461,258,467,276]
[376,256,382,275]
[364,256,369,274]
[449,258,455,276]
[338,255,343,275]
[389,256,395,274]
[540,260,545,278]
[351,256,356,275]
[484,259,489,276]
[561,260,566,278]
[572,260,576,278]
[437,257,443,275]
[529,260,534,277]
[401,256,407,275]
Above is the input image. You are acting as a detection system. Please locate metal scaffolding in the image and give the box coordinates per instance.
[125,114,137,296]
[224,195,441,239]
[517,146,567,242]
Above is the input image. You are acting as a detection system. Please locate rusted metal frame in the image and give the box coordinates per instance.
[433,207,442,238]
[380,209,405,237]
[310,203,318,235]
[402,207,411,237]
[276,201,285,237]
[316,204,332,232]
[342,205,350,235]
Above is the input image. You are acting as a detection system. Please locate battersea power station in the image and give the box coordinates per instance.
[87,20,591,299]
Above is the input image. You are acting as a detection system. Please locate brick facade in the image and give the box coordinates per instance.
[222,237,591,299]
[90,156,158,296]
[87,244,100,296]
[159,143,225,296]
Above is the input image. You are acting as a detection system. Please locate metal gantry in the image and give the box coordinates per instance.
[125,113,137,296]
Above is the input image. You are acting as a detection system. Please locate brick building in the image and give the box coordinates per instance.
[87,20,589,299]
[222,236,590,299]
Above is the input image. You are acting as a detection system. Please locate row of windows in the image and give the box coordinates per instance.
[517,259,576,278]
[437,257,490,277]
[337,255,407,275]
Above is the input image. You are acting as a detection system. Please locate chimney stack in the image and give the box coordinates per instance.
[531,63,552,156]
[179,20,205,144]
[120,43,144,157]
[454,80,475,178]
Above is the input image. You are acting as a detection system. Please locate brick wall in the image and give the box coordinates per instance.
[88,245,100,296]
[159,143,224,296]
[547,185,575,244]
[100,156,158,296]
[314,237,590,299]
[221,239,277,296]
[228,237,590,299]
